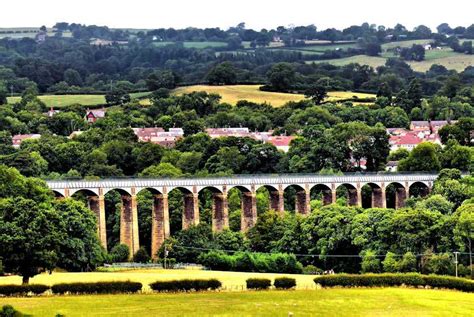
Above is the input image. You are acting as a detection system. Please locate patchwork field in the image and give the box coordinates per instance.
[309,52,474,72]
[173,85,374,106]
[153,41,228,49]
[1,286,472,316]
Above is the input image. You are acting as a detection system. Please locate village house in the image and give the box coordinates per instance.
[12,134,41,148]
[46,107,60,117]
[132,127,184,148]
[85,108,106,123]
[266,135,295,153]
[205,127,251,138]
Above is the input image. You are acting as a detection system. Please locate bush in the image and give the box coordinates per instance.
[51,281,142,294]
[274,277,296,289]
[133,247,151,263]
[197,251,303,274]
[361,250,381,273]
[246,278,271,290]
[109,244,130,262]
[0,284,49,296]
[399,252,417,273]
[303,265,323,275]
[1,305,24,317]
[149,279,221,292]
[314,273,474,292]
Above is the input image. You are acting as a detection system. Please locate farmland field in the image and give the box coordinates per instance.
[381,39,433,50]
[308,52,474,72]
[172,85,374,106]
[7,94,106,107]
[153,41,227,49]
[0,286,472,316]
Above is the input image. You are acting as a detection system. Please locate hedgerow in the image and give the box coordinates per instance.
[149,279,221,292]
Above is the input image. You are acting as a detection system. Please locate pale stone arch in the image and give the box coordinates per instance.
[386,182,407,209]
[135,187,163,195]
[167,186,194,194]
[102,187,132,196]
[51,189,65,198]
[227,184,252,193]
[255,184,278,192]
[335,183,359,206]
[360,182,384,209]
[69,187,100,197]
[409,181,430,198]
[197,185,223,194]
[309,183,333,206]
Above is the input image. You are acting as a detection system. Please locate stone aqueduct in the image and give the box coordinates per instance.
[47,174,436,258]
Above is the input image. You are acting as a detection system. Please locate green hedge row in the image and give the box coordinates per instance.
[0,284,49,296]
[315,274,474,292]
[149,279,221,292]
[51,281,142,294]
[246,277,297,290]
[198,251,303,274]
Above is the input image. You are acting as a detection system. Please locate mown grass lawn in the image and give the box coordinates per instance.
[1,288,472,316]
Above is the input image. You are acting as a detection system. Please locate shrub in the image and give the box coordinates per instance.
[424,253,453,275]
[361,250,381,273]
[51,281,142,294]
[246,278,271,290]
[1,305,24,317]
[109,244,130,262]
[399,252,417,272]
[274,277,296,289]
[0,284,49,296]
[314,273,474,292]
[149,279,221,292]
[303,265,323,275]
[133,247,151,263]
[197,251,235,271]
[382,252,399,273]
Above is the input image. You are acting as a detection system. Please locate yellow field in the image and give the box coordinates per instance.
[0,269,317,292]
[172,85,374,106]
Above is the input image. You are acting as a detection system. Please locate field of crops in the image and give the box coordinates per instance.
[7,94,106,107]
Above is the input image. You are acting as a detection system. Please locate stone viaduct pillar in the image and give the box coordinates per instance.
[151,192,170,260]
[183,189,199,229]
[212,190,229,232]
[322,187,333,206]
[395,186,409,209]
[295,185,310,215]
[372,184,386,208]
[348,187,360,207]
[120,194,139,257]
[269,186,284,214]
[87,193,107,250]
[241,188,257,232]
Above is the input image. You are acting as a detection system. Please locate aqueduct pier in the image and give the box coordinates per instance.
[47,173,437,258]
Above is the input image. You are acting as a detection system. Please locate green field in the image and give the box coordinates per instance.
[153,41,228,49]
[309,52,474,72]
[7,94,106,107]
[1,287,472,316]
[381,39,433,50]
[172,85,374,107]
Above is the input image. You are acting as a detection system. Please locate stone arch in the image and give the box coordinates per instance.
[409,181,430,198]
[284,184,309,214]
[255,185,282,214]
[335,183,359,207]
[360,183,384,209]
[310,184,333,206]
[166,186,199,232]
[386,182,407,209]
[69,188,99,197]
[198,186,227,232]
[103,187,132,196]
[227,185,256,232]
[51,190,65,198]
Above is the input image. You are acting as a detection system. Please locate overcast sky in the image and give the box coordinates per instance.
[2,0,473,30]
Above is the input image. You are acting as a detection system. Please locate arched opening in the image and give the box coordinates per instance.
[386,182,407,209]
[198,186,225,232]
[227,186,256,232]
[336,184,359,207]
[361,183,384,209]
[167,187,196,235]
[52,190,65,199]
[70,189,106,250]
[409,182,430,198]
[284,184,309,214]
[136,187,162,258]
[256,185,281,214]
[103,188,137,255]
[310,184,333,208]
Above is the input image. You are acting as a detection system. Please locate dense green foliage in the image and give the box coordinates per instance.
[246,278,272,290]
[273,277,297,289]
[315,273,474,292]
[149,279,221,292]
[51,281,142,294]
[0,284,49,296]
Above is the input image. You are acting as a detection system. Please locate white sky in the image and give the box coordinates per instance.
[1,0,473,31]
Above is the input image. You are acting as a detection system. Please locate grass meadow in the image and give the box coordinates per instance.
[7,94,107,108]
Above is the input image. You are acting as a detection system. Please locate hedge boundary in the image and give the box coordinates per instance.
[0,284,49,296]
[149,279,222,292]
[246,278,272,290]
[51,281,142,294]
[315,274,474,292]
[274,277,297,289]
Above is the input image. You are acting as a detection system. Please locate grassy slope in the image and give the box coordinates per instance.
[7,94,106,107]
[172,85,374,107]
[1,288,473,316]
